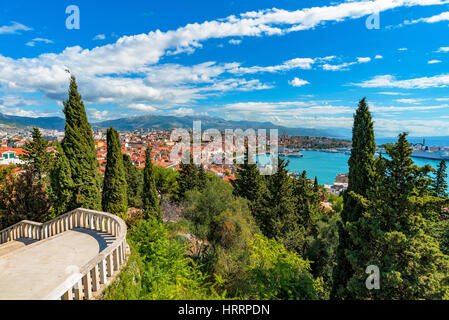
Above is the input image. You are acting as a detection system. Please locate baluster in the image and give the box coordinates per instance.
[74,280,83,300]
[91,265,100,292]
[99,259,107,284]
[62,288,73,300]
[82,273,92,300]
[106,254,113,277]
[113,248,119,271]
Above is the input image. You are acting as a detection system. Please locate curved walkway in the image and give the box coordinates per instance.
[0,228,115,300]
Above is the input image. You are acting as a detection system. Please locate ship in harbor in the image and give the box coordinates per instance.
[411,149,449,161]
[411,139,449,161]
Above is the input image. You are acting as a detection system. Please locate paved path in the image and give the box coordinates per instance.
[0,228,115,300]
[0,238,37,258]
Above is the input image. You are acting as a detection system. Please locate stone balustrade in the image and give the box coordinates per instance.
[0,208,128,300]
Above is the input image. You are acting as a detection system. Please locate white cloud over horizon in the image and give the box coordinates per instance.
[0,22,31,35]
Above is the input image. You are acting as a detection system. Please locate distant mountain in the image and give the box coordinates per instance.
[0,113,65,130]
[0,112,349,138]
[93,114,346,138]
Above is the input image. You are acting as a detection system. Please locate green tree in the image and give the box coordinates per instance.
[102,127,128,218]
[21,127,53,182]
[264,157,304,253]
[232,157,268,229]
[197,164,208,192]
[345,133,449,299]
[293,171,321,240]
[122,154,143,207]
[433,160,448,198]
[50,150,74,217]
[0,169,52,228]
[331,97,376,300]
[313,176,319,194]
[242,234,322,300]
[142,147,161,220]
[153,165,178,199]
[103,218,220,300]
[61,75,102,210]
[176,154,199,200]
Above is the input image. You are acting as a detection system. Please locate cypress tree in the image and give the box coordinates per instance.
[50,150,74,217]
[197,164,208,192]
[102,127,128,218]
[176,154,199,200]
[21,127,53,182]
[123,154,143,207]
[433,160,448,198]
[142,147,161,220]
[313,176,319,194]
[61,75,102,210]
[331,98,376,300]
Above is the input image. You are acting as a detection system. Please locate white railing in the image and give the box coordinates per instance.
[0,208,128,300]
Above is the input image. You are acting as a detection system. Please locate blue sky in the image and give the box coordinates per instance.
[1,0,449,137]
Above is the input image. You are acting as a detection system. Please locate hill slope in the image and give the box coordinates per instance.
[93,114,340,137]
[0,113,65,130]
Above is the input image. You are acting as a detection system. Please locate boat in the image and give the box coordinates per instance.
[411,150,449,161]
[280,152,303,157]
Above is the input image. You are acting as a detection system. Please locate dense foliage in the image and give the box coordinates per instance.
[1,90,449,300]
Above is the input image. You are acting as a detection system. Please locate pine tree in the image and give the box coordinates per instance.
[232,156,268,230]
[61,75,102,210]
[345,133,449,299]
[21,127,53,182]
[122,154,143,207]
[264,157,303,252]
[50,150,74,217]
[102,127,128,218]
[433,160,448,198]
[197,164,208,192]
[142,147,161,220]
[293,171,321,240]
[176,154,199,200]
[331,98,376,300]
[313,176,319,194]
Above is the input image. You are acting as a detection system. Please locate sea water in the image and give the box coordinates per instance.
[283,150,449,189]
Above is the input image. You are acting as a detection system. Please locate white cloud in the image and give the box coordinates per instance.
[398,47,408,51]
[93,34,106,41]
[322,62,355,71]
[375,55,383,59]
[357,57,371,63]
[87,108,113,121]
[220,101,449,137]
[321,56,373,71]
[231,58,315,74]
[406,11,449,24]
[228,39,242,45]
[0,0,448,109]
[126,103,157,112]
[428,59,442,64]
[288,77,309,87]
[352,74,449,89]
[377,91,409,95]
[437,47,449,52]
[169,107,195,116]
[26,38,53,47]
[395,98,422,104]
[0,22,32,35]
